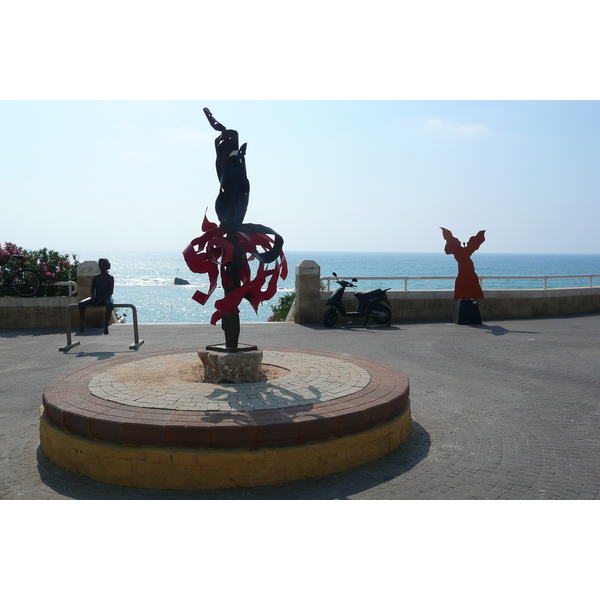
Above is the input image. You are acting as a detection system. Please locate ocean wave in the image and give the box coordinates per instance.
[115,279,296,292]
[115,277,206,287]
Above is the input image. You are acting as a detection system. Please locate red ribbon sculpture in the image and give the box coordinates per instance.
[183,212,287,326]
[183,108,287,348]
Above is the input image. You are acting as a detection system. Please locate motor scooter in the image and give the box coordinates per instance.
[323,272,392,327]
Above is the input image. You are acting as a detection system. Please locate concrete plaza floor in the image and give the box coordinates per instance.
[1,314,600,499]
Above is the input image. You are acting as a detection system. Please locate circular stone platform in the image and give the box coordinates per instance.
[40,348,411,490]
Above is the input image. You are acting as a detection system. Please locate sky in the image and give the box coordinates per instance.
[3,100,600,257]
[2,3,600,261]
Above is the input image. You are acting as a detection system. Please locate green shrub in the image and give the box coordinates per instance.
[268,291,295,322]
[0,241,80,297]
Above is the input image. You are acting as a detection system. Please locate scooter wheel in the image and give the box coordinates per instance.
[371,303,392,325]
[323,307,338,327]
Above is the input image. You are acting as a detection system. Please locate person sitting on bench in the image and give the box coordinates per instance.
[78,258,114,334]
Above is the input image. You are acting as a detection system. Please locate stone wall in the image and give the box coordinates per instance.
[311,288,600,324]
[0,296,74,328]
[474,287,600,319]
[292,260,600,324]
[0,260,116,329]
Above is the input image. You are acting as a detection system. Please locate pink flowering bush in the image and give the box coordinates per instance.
[0,242,79,297]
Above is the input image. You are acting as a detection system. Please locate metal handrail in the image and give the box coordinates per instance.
[51,280,78,296]
[59,303,144,352]
[321,274,600,292]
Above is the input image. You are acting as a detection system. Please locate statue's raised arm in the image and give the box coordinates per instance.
[203,107,226,132]
[440,227,461,255]
[466,230,486,254]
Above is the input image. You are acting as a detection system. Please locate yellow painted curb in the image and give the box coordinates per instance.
[39,404,412,490]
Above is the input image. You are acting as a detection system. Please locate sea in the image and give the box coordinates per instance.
[97,250,600,324]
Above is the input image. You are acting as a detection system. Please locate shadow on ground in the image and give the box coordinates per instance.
[301,324,404,332]
[469,324,540,336]
[0,328,65,338]
[36,421,431,500]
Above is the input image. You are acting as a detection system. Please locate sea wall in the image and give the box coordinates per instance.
[292,261,600,324]
[0,296,74,328]
[318,287,600,323]
[0,261,116,329]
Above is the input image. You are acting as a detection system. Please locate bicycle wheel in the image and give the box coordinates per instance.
[13,270,40,297]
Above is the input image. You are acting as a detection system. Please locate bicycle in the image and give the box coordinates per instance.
[0,254,41,297]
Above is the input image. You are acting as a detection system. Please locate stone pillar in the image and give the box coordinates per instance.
[294,260,322,324]
[76,260,115,328]
[77,261,100,302]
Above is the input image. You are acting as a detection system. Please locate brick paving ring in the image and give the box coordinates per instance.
[40,347,412,490]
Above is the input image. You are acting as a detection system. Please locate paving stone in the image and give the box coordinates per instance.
[2,316,600,499]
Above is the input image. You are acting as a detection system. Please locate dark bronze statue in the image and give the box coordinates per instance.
[78,258,114,334]
[441,228,486,300]
[183,108,287,349]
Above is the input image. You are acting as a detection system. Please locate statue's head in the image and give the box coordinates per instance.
[98,258,111,271]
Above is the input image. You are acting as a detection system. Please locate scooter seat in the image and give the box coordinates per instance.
[354,289,384,299]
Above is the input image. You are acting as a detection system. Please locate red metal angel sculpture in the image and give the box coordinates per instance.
[441,228,486,300]
[183,108,287,349]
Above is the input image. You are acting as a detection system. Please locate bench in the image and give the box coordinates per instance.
[59,303,144,352]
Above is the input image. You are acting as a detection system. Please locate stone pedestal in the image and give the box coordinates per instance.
[452,299,482,325]
[198,348,263,383]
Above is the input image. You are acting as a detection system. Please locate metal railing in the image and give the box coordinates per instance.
[321,274,600,292]
[59,303,144,352]
[51,280,78,296]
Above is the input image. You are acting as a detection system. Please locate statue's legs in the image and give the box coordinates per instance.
[78,297,92,332]
[77,298,113,334]
[221,282,240,348]
[104,302,114,335]
[221,311,240,349]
